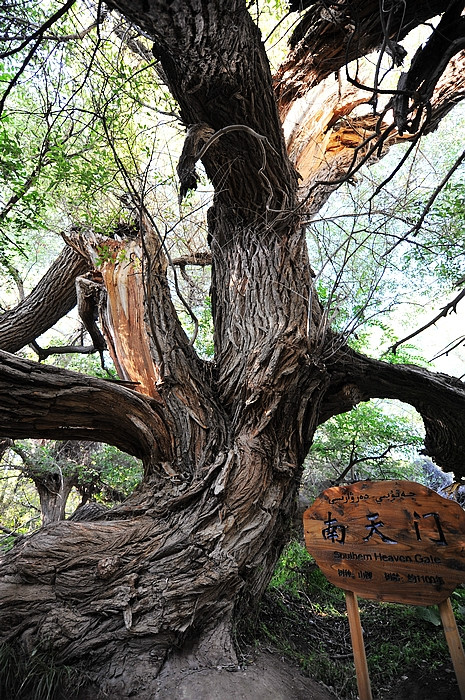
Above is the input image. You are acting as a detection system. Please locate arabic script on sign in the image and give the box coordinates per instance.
[303,480,465,605]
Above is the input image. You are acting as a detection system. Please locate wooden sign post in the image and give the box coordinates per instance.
[303,480,465,700]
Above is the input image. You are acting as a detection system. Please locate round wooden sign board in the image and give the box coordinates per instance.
[303,480,465,605]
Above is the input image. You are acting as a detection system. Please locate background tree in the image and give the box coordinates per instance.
[304,400,424,491]
[0,439,143,533]
[1,1,465,697]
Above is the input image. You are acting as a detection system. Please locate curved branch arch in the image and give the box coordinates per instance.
[320,344,465,478]
[0,350,171,467]
[1,1,465,697]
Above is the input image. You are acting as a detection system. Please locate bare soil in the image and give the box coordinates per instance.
[153,647,461,700]
[154,651,337,699]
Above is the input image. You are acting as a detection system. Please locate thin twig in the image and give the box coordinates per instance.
[383,147,465,257]
[430,335,465,362]
[0,0,76,59]
[390,287,465,354]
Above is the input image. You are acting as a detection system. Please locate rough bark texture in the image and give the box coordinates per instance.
[322,345,465,477]
[11,441,100,526]
[275,0,456,115]
[0,246,88,353]
[34,475,76,526]
[1,1,465,698]
[0,351,170,464]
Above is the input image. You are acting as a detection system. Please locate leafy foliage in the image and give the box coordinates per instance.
[0,440,142,543]
[86,444,143,502]
[307,104,465,367]
[0,460,41,548]
[259,542,465,699]
[304,400,424,497]
[0,2,180,297]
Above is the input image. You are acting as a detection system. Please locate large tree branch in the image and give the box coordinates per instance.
[282,50,465,214]
[66,221,230,482]
[275,0,456,116]
[393,3,465,134]
[0,245,89,353]
[0,351,172,468]
[274,2,465,216]
[321,343,465,478]
[107,0,297,220]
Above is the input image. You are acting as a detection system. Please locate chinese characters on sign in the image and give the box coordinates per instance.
[304,480,465,605]
[322,509,447,547]
[322,514,346,543]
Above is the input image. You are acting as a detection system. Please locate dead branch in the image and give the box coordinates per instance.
[171,252,212,267]
[384,146,465,256]
[390,287,465,354]
[30,341,97,362]
[75,274,108,367]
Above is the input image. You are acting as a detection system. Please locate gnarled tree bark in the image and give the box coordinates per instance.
[1,1,465,698]
[0,245,88,354]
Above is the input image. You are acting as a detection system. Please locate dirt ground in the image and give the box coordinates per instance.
[152,651,462,699]
[153,651,337,699]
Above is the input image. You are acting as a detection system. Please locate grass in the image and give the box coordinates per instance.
[2,540,464,699]
[0,642,88,700]
[255,540,465,699]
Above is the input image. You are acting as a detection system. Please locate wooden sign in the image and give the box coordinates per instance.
[303,480,465,605]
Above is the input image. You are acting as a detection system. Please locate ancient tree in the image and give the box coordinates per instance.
[1,1,465,697]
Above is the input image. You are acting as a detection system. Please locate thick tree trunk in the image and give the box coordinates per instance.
[35,476,76,526]
[2,343,465,697]
[12,441,101,526]
[0,410,322,700]
[0,217,325,698]
[1,2,465,697]
[321,344,465,477]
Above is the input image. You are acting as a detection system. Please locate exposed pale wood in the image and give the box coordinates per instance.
[280,45,465,216]
[1,2,465,697]
[98,240,161,398]
[439,598,465,700]
[345,590,373,700]
[275,0,454,115]
[65,230,163,399]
